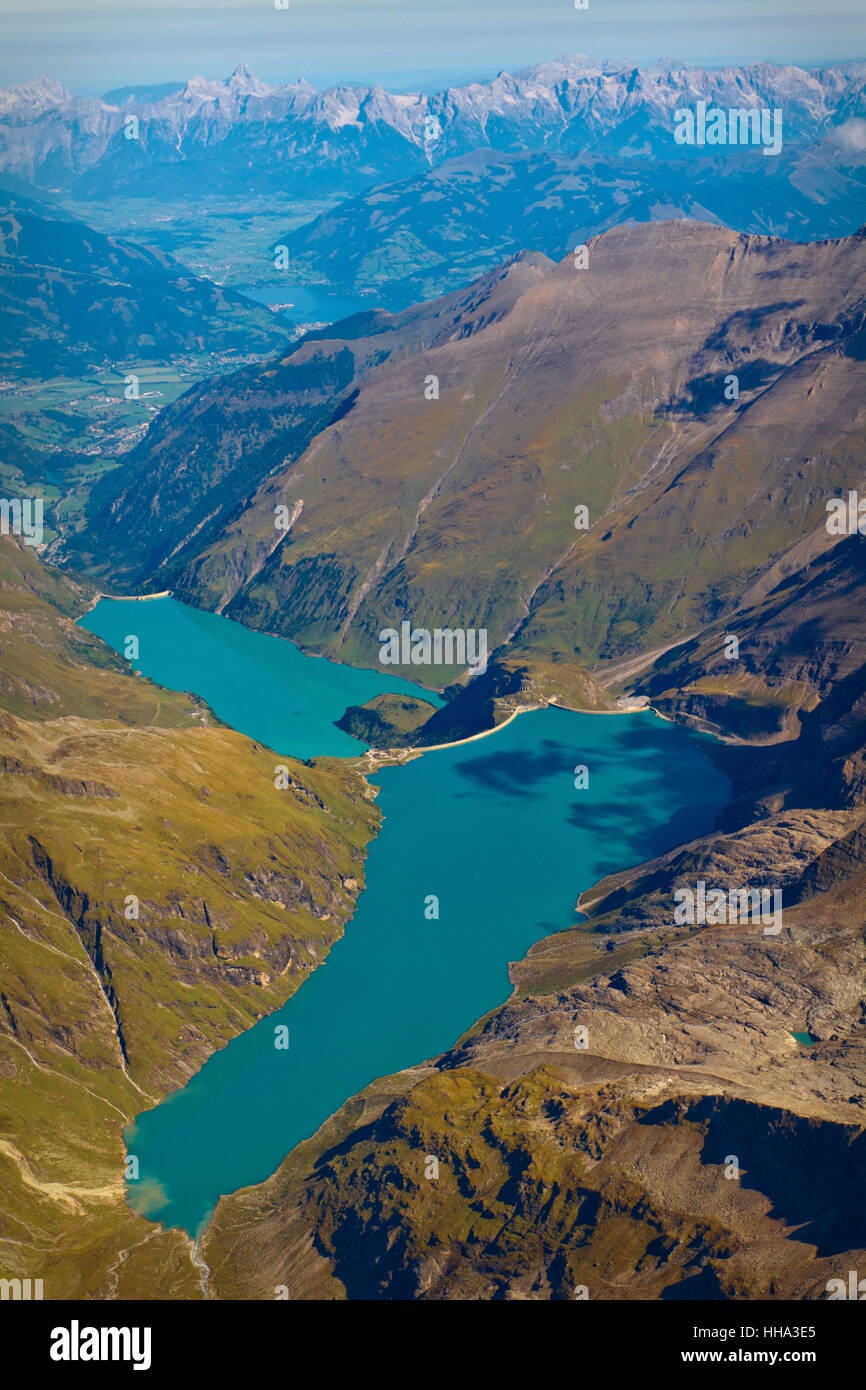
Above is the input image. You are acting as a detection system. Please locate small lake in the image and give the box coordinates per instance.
[80,597,729,1238]
[242,283,394,326]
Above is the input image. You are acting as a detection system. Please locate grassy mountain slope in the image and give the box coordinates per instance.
[282,147,866,309]
[0,536,379,1297]
[626,535,866,743]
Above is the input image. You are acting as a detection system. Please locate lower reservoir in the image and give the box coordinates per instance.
[81,598,730,1237]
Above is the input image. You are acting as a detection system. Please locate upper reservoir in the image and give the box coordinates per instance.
[81,594,442,759]
[80,597,730,1238]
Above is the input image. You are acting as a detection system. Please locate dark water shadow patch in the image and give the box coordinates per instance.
[452,738,576,799]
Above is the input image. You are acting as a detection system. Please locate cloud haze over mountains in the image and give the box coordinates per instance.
[2,0,863,90]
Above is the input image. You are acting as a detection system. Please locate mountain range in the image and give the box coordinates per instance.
[281,143,866,307]
[1,57,864,201]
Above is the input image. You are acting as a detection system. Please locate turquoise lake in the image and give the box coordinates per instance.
[81,595,442,759]
[80,597,730,1238]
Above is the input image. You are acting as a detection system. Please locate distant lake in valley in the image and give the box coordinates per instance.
[243,283,396,326]
[79,596,729,1238]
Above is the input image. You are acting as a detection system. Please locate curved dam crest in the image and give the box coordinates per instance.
[81,596,730,1238]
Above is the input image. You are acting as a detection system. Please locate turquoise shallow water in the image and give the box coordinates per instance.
[81,595,442,759]
[79,598,729,1238]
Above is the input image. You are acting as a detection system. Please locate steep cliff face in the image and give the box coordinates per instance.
[0,536,379,1297]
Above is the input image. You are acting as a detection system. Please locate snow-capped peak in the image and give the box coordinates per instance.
[0,74,71,117]
[227,63,271,97]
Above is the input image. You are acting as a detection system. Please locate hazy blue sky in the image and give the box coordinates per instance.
[1,0,863,94]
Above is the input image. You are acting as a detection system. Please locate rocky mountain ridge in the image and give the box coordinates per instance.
[2,56,864,198]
